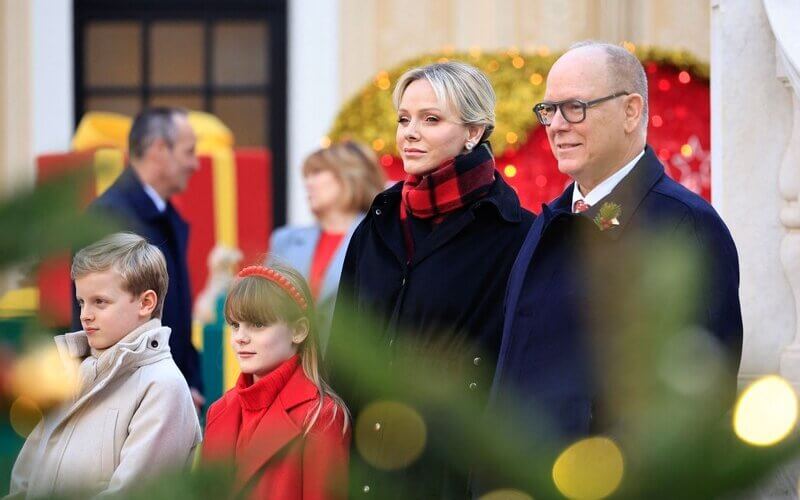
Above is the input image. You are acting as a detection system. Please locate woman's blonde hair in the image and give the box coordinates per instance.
[392,61,496,143]
[224,263,349,435]
[302,141,386,214]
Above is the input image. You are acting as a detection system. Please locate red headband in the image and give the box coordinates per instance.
[237,266,309,311]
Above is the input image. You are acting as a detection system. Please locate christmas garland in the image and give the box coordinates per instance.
[328,46,709,157]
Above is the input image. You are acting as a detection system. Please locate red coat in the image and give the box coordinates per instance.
[203,357,350,499]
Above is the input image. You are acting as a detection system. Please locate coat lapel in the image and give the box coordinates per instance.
[47,325,172,436]
[236,368,319,486]
[410,209,476,266]
[491,185,573,400]
[372,184,411,268]
[287,227,319,278]
[579,146,665,240]
[236,403,302,485]
[119,168,164,224]
[411,175,519,267]
[319,216,362,302]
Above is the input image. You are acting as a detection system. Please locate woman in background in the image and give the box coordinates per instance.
[270,141,385,354]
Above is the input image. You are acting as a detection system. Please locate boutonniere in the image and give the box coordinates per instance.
[594,202,622,231]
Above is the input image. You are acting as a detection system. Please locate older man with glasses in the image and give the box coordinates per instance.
[487,41,742,457]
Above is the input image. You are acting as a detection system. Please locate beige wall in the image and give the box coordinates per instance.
[0,0,33,196]
[339,0,710,102]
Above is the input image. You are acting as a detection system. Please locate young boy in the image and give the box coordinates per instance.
[8,232,202,498]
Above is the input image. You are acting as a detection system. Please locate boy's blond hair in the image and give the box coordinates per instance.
[71,232,169,319]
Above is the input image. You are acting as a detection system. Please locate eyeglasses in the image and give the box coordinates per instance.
[532,91,630,126]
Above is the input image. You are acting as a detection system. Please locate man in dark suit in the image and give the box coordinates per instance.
[490,42,742,442]
[73,107,204,410]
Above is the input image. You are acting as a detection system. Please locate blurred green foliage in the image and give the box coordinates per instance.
[0,172,798,499]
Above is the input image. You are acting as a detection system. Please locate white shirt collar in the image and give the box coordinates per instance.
[142,182,167,213]
[572,149,645,210]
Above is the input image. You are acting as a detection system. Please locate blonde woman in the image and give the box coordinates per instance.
[270,141,385,353]
[329,61,535,498]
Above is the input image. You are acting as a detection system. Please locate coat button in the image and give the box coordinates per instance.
[363,485,370,493]
[150,340,159,348]
[473,357,481,366]
[469,382,477,390]
[375,208,382,215]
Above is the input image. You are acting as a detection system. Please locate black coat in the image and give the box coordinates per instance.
[72,167,202,392]
[329,174,534,498]
[491,146,743,444]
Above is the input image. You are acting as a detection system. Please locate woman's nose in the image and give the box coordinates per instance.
[404,120,420,140]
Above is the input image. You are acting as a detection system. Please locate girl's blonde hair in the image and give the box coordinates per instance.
[224,263,350,435]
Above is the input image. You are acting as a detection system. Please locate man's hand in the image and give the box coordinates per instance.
[190,387,206,413]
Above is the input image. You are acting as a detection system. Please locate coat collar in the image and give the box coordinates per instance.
[115,167,190,255]
[115,167,167,223]
[55,319,172,369]
[377,174,523,224]
[236,366,319,485]
[371,174,524,267]
[206,365,320,486]
[235,355,299,411]
[547,145,665,240]
[48,320,172,437]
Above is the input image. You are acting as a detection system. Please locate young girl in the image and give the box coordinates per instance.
[203,264,350,499]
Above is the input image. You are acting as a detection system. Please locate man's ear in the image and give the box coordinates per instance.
[145,137,168,161]
[139,290,158,318]
[292,318,310,344]
[623,94,645,133]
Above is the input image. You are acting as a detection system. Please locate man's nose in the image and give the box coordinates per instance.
[549,106,571,131]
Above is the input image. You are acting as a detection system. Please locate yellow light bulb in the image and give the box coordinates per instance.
[734,375,798,446]
[552,436,624,500]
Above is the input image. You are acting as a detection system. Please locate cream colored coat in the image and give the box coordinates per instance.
[7,319,202,499]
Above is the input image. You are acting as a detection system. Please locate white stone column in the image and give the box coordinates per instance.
[287,0,340,226]
[711,0,795,388]
[31,0,73,156]
[0,0,33,196]
[763,0,800,388]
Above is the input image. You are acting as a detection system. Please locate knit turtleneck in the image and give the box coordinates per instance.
[236,355,300,411]
[233,355,300,456]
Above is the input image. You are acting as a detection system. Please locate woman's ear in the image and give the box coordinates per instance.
[466,124,485,146]
[292,318,310,344]
[139,290,158,318]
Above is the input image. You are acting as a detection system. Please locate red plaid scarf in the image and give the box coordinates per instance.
[400,143,496,262]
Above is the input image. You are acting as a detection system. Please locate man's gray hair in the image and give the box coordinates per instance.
[570,41,649,126]
[128,107,188,160]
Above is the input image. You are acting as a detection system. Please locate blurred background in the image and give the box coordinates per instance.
[1,0,799,498]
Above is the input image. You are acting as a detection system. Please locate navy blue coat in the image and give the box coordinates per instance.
[490,146,742,442]
[329,174,534,498]
[72,167,202,391]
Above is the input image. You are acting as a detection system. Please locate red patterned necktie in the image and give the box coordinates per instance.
[573,199,590,213]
